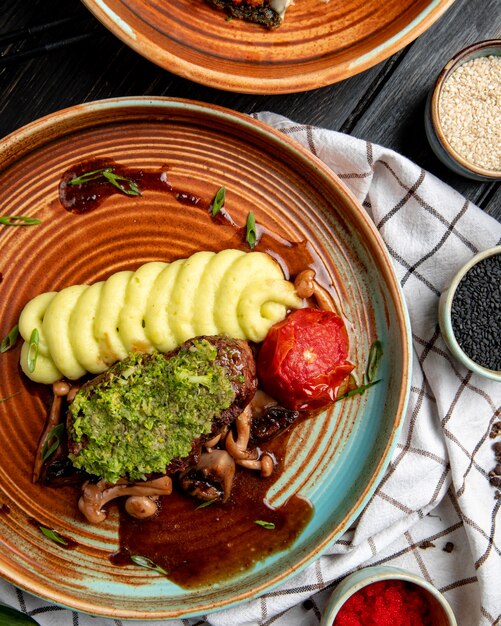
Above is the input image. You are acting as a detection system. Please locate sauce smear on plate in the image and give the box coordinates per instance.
[112,430,313,587]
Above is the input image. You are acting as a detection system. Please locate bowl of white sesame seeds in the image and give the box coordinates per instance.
[425,39,501,181]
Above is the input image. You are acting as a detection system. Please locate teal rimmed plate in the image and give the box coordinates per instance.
[0,97,411,619]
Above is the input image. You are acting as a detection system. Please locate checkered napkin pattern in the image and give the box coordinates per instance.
[1,113,500,626]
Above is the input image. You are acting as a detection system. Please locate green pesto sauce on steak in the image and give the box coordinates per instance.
[68,339,236,483]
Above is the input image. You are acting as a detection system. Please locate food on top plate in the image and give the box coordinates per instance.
[18,249,302,383]
[206,0,292,28]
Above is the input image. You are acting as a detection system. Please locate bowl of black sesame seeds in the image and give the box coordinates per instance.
[439,246,501,381]
[425,39,501,181]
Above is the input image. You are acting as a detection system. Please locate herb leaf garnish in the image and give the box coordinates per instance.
[26,328,39,373]
[336,379,380,400]
[196,499,216,510]
[246,211,257,250]
[0,392,21,404]
[41,423,65,461]
[210,186,226,217]
[131,554,168,575]
[1,324,19,353]
[39,526,68,546]
[69,167,141,196]
[366,340,383,383]
[337,339,383,401]
[68,168,108,185]
[254,520,275,530]
[0,215,42,227]
[102,170,141,196]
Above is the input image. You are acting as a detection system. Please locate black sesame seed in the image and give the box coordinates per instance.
[450,253,501,371]
[490,475,501,488]
[490,422,501,438]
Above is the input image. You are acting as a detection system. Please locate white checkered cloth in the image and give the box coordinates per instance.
[1,113,500,626]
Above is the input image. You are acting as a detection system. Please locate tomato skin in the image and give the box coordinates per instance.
[257,308,354,411]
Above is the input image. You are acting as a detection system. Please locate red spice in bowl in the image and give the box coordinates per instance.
[320,566,456,626]
[332,579,432,626]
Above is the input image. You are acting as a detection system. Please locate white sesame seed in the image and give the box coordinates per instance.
[438,55,501,172]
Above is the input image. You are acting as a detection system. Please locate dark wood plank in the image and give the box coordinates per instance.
[0,0,383,135]
[350,0,501,215]
[478,186,501,222]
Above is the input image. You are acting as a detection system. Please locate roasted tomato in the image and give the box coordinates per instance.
[257,308,354,411]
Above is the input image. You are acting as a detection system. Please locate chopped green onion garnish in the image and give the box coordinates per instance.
[254,520,275,530]
[1,324,19,353]
[26,328,39,373]
[210,186,226,217]
[336,379,381,400]
[102,170,141,196]
[68,167,141,196]
[337,340,383,401]
[68,168,109,185]
[366,340,383,383]
[0,215,41,226]
[196,499,217,510]
[0,392,20,404]
[130,554,168,575]
[39,526,68,546]
[246,211,257,250]
[41,423,65,461]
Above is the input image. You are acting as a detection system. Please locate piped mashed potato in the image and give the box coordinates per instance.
[19,249,304,383]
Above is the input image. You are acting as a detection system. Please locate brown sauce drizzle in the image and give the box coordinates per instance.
[59,159,201,214]
[57,159,317,281]
[113,428,312,588]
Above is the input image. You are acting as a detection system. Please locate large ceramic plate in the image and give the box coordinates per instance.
[0,97,411,619]
[81,0,454,93]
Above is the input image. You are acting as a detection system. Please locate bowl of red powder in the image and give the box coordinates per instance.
[320,566,457,626]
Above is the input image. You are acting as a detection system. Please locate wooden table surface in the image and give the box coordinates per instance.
[1,0,500,221]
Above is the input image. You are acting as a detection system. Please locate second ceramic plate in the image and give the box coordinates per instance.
[81,0,454,93]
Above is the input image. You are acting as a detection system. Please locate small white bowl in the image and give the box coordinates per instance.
[439,246,501,382]
[320,566,457,626]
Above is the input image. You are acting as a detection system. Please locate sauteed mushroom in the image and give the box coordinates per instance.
[225,405,258,461]
[179,449,236,503]
[238,453,274,477]
[294,268,335,311]
[78,476,172,523]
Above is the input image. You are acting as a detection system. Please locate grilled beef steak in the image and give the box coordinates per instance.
[66,336,257,483]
